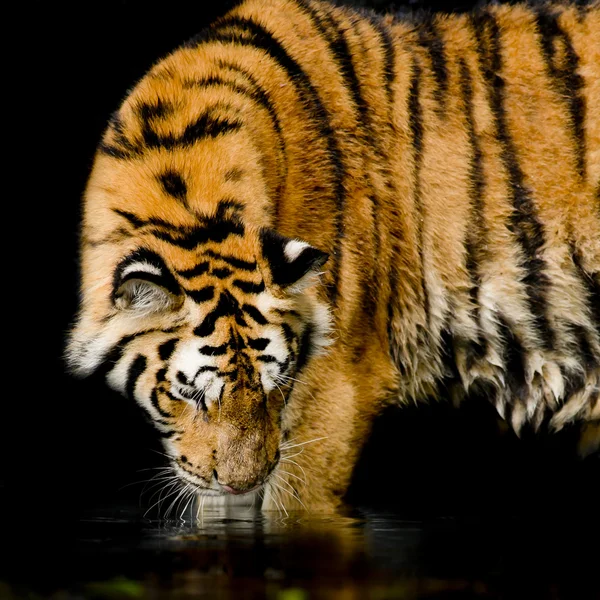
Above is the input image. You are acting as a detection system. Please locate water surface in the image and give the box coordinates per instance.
[3,502,597,599]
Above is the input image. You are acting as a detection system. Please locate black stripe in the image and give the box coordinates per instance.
[235,314,249,328]
[418,19,448,113]
[281,323,297,346]
[112,210,187,232]
[203,249,257,271]
[572,248,600,335]
[98,113,141,160]
[142,107,242,150]
[197,365,219,373]
[298,0,367,129]
[408,58,429,323]
[199,343,228,356]
[125,355,147,401]
[96,327,182,379]
[369,17,404,362]
[96,334,137,379]
[176,371,190,385]
[135,98,174,120]
[474,13,554,350]
[101,102,241,158]
[367,15,396,109]
[232,279,265,294]
[242,304,269,325]
[158,170,188,204]
[295,323,314,373]
[247,337,270,351]
[211,267,233,279]
[186,286,215,304]
[98,142,133,159]
[193,292,237,337]
[257,355,277,363]
[232,332,247,350]
[113,209,145,228]
[186,72,283,139]
[459,58,487,364]
[158,339,178,362]
[536,10,586,179]
[571,323,598,370]
[365,16,399,335]
[274,308,302,319]
[438,329,462,391]
[150,219,244,249]
[177,262,210,279]
[299,1,382,315]
[198,16,345,304]
[157,428,181,439]
[217,198,245,214]
[151,389,175,419]
[496,315,528,402]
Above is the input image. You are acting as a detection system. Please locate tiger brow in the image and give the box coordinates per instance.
[202,249,257,271]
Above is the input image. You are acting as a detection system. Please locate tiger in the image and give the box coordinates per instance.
[65,0,600,513]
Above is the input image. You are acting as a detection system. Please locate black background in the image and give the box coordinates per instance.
[7,0,598,529]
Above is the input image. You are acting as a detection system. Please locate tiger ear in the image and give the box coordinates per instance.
[260,229,328,291]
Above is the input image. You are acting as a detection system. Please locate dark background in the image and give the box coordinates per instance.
[7,0,597,530]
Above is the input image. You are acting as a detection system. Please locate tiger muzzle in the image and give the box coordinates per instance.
[214,425,279,494]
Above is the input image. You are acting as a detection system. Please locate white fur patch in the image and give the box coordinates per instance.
[284,239,310,262]
[121,261,162,278]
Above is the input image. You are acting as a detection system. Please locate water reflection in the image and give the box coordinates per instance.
[2,505,598,599]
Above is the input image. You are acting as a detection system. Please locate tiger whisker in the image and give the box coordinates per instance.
[144,480,181,518]
[276,374,308,386]
[148,448,174,461]
[141,474,179,494]
[279,449,305,460]
[269,480,295,514]
[273,380,287,407]
[272,473,306,510]
[196,494,207,526]
[165,483,190,519]
[279,457,307,481]
[180,486,197,521]
[149,477,181,510]
[280,436,328,450]
[276,468,306,486]
[268,482,289,517]
[134,473,177,496]
[117,469,173,492]
[147,479,180,512]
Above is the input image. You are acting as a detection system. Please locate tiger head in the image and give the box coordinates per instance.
[66,198,331,499]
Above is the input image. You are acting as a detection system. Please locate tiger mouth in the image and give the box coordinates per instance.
[195,488,228,497]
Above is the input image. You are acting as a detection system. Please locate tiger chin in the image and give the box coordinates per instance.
[66,0,599,514]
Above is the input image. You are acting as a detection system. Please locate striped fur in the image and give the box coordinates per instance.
[66,0,600,512]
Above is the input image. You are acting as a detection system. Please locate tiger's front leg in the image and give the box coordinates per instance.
[262,345,395,513]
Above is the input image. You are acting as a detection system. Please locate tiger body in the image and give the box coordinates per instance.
[67,0,600,512]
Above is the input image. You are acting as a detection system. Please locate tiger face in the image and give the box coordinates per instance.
[66,212,331,498]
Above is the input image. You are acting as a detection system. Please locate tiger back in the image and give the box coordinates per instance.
[66,0,600,512]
